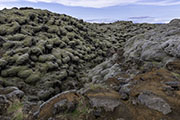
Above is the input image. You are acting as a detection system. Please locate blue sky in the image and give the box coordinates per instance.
[0,0,180,23]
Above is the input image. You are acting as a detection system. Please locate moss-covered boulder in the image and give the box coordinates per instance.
[0,59,7,68]
[38,54,56,63]
[25,72,41,84]
[17,69,33,78]
[1,66,28,77]
[16,53,29,65]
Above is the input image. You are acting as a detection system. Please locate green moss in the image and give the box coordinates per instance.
[1,66,28,77]
[30,47,42,55]
[25,72,41,84]
[0,24,8,35]
[30,55,38,61]
[38,54,56,62]
[59,27,67,36]
[14,112,23,120]
[0,15,6,24]
[16,53,29,65]
[0,59,7,68]
[7,101,24,120]
[51,37,61,46]
[66,32,75,41]
[23,37,33,47]
[46,61,59,70]
[62,56,71,64]
[57,69,68,80]
[8,101,23,113]
[172,72,180,79]
[47,25,59,34]
[18,69,33,78]
[65,25,74,32]
[47,18,55,25]
[16,17,28,25]
[7,22,21,35]
[56,59,62,66]
[69,41,76,46]
[8,34,26,41]
[3,42,15,49]
[14,47,29,54]
[52,48,62,59]
[62,36,70,44]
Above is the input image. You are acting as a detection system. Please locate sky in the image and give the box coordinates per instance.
[0,0,180,23]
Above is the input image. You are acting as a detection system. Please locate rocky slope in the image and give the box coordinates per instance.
[1,7,180,120]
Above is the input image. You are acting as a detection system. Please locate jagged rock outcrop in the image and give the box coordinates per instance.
[124,19,180,65]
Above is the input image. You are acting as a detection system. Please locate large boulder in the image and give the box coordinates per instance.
[138,91,172,115]
[34,90,80,120]
[124,19,180,64]
[85,87,121,112]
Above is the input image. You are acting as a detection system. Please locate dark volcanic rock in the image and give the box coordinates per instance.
[85,87,121,112]
[0,95,9,115]
[34,90,80,120]
[138,91,172,115]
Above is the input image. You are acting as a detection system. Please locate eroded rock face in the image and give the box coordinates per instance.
[124,20,180,64]
[88,54,121,84]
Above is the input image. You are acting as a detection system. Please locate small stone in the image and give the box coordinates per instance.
[120,93,129,101]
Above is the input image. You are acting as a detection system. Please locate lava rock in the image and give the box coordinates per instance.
[86,87,121,112]
[138,91,172,115]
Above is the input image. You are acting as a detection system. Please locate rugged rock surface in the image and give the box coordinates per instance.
[34,90,79,120]
[0,8,156,103]
[1,7,180,120]
[124,19,180,64]
[138,91,172,115]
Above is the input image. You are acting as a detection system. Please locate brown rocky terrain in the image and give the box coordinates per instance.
[0,7,180,120]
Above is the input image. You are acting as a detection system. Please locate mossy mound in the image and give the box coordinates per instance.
[0,7,157,101]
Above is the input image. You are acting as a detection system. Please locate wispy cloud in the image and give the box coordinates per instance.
[86,18,119,23]
[1,0,180,8]
[24,0,180,8]
[0,0,19,3]
[128,16,154,20]
[86,16,175,24]
[137,0,180,6]
[25,0,140,8]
